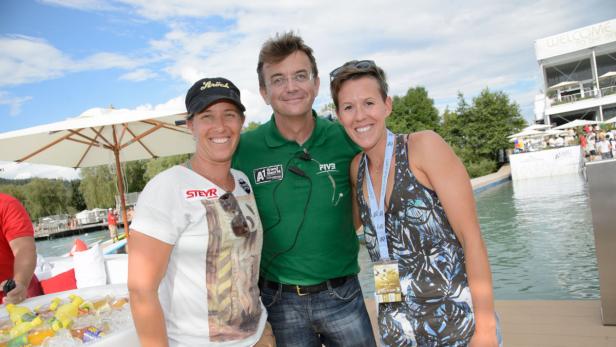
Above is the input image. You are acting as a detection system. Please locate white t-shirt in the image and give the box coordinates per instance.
[131,165,267,347]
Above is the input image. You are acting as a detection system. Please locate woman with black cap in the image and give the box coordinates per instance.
[128,78,273,346]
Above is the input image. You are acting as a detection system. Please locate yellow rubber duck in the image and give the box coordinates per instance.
[50,295,84,331]
[5,304,36,325]
[9,316,42,338]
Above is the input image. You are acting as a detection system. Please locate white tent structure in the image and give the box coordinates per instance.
[523,124,552,131]
[553,119,598,130]
[543,129,567,136]
[598,71,616,80]
[508,129,545,139]
[0,107,193,232]
[603,116,616,124]
[547,81,579,91]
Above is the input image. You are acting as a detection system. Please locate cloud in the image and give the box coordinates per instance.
[119,68,157,81]
[0,91,33,116]
[38,0,121,12]
[0,35,72,86]
[0,35,148,87]
[0,161,80,180]
[18,0,616,125]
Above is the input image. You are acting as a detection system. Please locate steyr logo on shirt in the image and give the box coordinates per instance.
[318,162,337,174]
[184,188,219,200]
[254,165,283,184]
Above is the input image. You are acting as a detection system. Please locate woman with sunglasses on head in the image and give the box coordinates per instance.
[128,78,274,347]
[330,61,501,347]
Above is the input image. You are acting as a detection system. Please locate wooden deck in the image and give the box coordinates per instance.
[365,299,616,346]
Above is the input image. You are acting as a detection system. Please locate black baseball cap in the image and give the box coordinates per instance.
[185,77,246,118]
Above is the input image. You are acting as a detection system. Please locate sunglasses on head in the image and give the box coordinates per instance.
[329,60,376,81]
[219,192,250,238]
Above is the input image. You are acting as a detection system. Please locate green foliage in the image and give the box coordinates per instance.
[1,179,76,220]
[68,180,86,212]
[123,160,147,193]
[387,86,440,134]
[465,158,498,179]
[144,154,191,181]
[79,166,116,209]
[0,184,27,204]
[243,121,261,132]
[441,89,526,175]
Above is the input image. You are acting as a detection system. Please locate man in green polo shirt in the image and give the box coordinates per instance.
[233,32,376,346]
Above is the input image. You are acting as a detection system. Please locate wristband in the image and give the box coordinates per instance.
[2,278,16,295]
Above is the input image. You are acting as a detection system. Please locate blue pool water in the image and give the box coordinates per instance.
[36,173,599,300]
[357,173,599,300]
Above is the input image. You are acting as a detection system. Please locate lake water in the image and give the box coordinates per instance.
[36,173,599,300]
[357,173,599,300]
[36,228,121,257]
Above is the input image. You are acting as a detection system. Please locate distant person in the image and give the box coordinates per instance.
[232,32,376,346]
[608,134,616,159]
[597,133,612,160]
[555,135,564,147]
[0,193,40,304]
[127,207,135,224]
[128,77,272,346]
[587,135,598,161]
[330,60,501,346]
[107,208,118,242]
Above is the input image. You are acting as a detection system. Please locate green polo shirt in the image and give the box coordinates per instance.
[232,111,361,285]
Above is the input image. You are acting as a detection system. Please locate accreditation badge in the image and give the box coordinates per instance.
[373,260,402,303]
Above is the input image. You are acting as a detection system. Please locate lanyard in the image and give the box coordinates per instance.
[365,130,395,261]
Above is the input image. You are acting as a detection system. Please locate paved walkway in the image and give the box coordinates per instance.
[471,164,511,192]
[364,299,616,346]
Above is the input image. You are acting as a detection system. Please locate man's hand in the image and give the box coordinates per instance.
[1,279,28,304]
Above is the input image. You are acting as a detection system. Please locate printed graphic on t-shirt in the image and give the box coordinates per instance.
[253,164,283,184]
[202,193,262,342]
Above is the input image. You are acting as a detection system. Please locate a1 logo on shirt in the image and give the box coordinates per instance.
[253,165,283,184]
[184,188,219,201]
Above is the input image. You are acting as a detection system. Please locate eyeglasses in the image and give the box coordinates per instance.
[329,60,376,81]
[219,192,250,237]
[267,71,314,89]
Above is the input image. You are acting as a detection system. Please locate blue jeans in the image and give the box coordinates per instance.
[260,275,377,347]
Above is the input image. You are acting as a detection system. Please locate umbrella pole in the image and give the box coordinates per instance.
[113,149,130,238]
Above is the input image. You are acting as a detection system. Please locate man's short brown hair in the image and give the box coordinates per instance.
[329,60,388,110]
[257,32,318,89]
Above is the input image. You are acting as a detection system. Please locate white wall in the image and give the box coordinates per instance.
[510,146,583,180]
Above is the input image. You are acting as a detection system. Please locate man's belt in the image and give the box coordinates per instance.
[259,275,352,296]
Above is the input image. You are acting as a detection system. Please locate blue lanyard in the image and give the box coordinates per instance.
[365,130,395,261]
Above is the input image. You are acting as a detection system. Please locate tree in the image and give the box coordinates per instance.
[79,166,116,209]
[387,86,440,134]
[68,180,87,212]
[22,179,73,220]
[440,89,526,177]
[123,160,147,193]
[144,154,191,181]
[459,88,526,161]
[244,121,261,132]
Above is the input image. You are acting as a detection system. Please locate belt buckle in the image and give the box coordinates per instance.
[296,285,309,296]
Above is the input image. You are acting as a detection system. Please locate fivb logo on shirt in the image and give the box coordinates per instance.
[254,165,283,184]
[184,188,219,201]
[318,162,337,175]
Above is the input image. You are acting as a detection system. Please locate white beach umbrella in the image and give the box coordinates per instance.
[543,129,567,136]
[553,119,599,130]
[547,81,579,91]
[0,107,193,232]
[523,124,552,131]
[598,71,616,80]
[508,129,544,139]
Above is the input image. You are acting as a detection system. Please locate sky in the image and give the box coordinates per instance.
[0,0,614,179]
